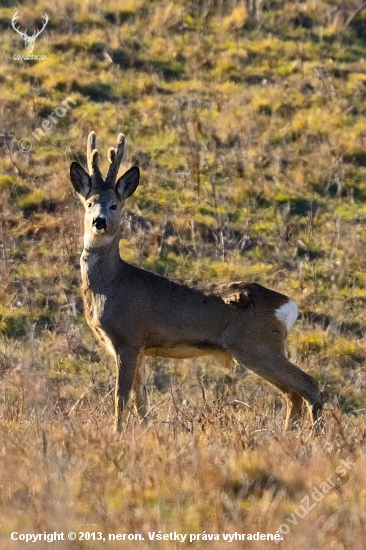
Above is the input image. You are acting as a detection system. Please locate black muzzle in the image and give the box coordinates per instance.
[92,216,107,231]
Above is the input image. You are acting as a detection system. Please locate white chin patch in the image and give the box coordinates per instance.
[275,300,298,331]
[92,227,105,234]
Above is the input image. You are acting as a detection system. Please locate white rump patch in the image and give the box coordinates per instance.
[275,300,298,331]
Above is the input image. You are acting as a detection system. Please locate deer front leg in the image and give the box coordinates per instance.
[114,347,140,432]
[133,356,149,420]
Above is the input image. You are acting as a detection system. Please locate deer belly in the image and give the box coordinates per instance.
[144,344,230,363]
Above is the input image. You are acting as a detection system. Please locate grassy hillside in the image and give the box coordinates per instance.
[1,0,366,548]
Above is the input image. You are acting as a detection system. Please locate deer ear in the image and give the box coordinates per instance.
[115,166,140,200]
[70,162,91,199]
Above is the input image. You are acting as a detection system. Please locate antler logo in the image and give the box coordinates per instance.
[11,10,49,55]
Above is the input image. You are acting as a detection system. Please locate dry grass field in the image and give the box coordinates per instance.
[1,0,366,548]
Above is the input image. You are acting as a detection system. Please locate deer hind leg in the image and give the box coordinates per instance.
[233,351,322,430]
[114,347,140,433]
[270,381,304,429]
[133,356,149,420]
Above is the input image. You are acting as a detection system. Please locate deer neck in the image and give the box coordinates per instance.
[81,233,124,290]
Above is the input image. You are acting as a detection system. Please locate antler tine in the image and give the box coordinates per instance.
[90,150,101,179]
[86,131,103,182]
[105,133,126,186]
[32,13,49,39]
[11,10,28,39]
[87,131,96,174]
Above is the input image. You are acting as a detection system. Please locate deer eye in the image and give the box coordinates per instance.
[110,204,117,211]
[86,203,92,209]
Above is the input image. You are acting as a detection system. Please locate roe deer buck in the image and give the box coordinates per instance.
[70,131,322,432]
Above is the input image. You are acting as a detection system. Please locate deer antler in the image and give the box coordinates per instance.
[86,131,103,185]
[11,11,29,40]
[105,133,126,187]
[31,13,49,41]
[11,11,48,54]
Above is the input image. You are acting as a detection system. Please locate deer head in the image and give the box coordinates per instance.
[11,11,49,54]
[70,132,140,248]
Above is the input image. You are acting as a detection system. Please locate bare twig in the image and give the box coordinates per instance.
[75,387,114,418]
[345,1,366,27]
[0,132,19,175]
[140,397,170,424]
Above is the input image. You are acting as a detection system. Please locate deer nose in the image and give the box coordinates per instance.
[92,216,107,230]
